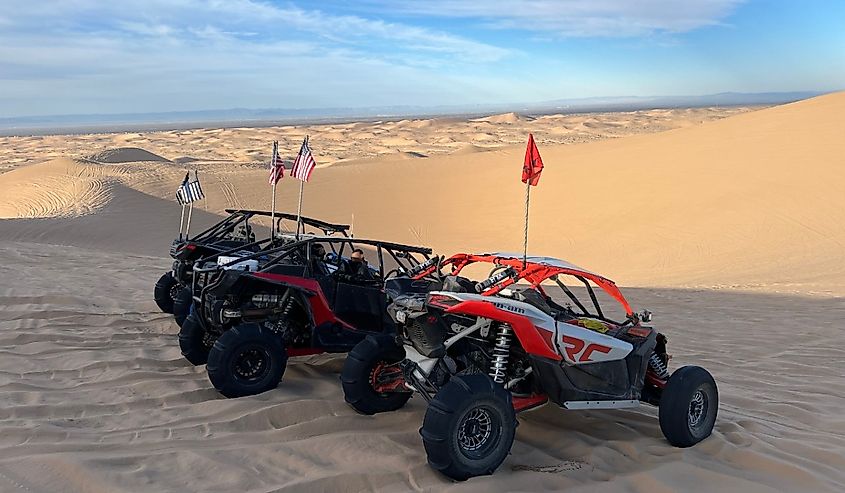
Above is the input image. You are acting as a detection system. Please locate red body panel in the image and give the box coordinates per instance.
[446,300,561,361]
[513,394,549,412]
[250,272,353,329]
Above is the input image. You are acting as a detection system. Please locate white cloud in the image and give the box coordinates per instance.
[357,0,745,37]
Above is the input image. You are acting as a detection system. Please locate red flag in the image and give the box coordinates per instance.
[521,133,544,186]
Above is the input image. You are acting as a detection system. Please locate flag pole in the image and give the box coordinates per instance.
[296,179,304,239]
[186,201,194,239]
[295,135,308,239]
[523,177,530,269]
[185,169,197,238]
[178,203,186,240]
[270,141,278,236]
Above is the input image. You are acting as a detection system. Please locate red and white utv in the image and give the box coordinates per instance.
[341,253,718,480]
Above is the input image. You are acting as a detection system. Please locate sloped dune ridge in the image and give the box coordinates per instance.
[0,158,115,219]
[1,94,844,492]
[88,147,171,163]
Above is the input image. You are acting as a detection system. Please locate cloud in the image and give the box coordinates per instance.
[0,0,518,115]
[356,0,745,37]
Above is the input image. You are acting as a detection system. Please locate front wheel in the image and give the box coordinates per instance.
[659,365,718,447]
[178,312,214,365]
[420,374,516,481]
[154,271,179,313]
[206,324,288,398]
[172,287,193,327]
[341,335,411,415]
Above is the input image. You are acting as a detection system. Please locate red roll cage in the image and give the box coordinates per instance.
[414,253,633,317]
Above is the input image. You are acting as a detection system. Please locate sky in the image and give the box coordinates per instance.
[1,0,843,117]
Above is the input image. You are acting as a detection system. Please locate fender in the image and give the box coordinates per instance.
[446,300,561,361]
[249,272,351,328]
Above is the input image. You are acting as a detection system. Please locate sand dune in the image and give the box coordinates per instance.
[1,95,844,492]
[0,242,842,492]
[88,147,171,164]
[0,106,752,175]
[271,92,845,295]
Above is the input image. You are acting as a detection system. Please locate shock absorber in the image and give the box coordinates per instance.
[280,292,296,318]
[648,353,670,380]
[489,323,512,384]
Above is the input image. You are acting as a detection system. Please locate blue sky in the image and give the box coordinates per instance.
[1,0,843,117]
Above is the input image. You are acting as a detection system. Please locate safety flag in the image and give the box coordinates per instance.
[521,133,544,186]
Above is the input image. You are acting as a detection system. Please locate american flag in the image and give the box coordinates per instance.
[290,136,316,182]
[176,171,204,205]
[268,140,285,185]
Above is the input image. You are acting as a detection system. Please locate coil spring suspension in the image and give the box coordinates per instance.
[269,293,295,335]
[648,353,670,380]
[489,324,512,384]
[280,294,296,318]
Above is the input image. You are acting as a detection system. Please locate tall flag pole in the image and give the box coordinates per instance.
[268,140,285,235]
[521,133,544,268]
[176,169,205,239]
[290,135,317,239]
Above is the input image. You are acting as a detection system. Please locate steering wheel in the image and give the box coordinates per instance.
[384,268,401,280]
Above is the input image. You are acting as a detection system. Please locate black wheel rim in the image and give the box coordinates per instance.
[688,388,709,432]
[456,405,501,460]
[231,345,272,383]
[169,284,182,301]
[201,331,216,349]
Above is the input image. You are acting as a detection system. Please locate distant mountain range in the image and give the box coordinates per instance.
[0,91,827,137]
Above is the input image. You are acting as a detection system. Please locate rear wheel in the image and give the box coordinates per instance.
[172,287,193,327]
[420,374,516,481]
[206,324,287,398]
[178,312,214,365]
[154,271,179,313]
[341,335,412,415]
[659,365,718,447]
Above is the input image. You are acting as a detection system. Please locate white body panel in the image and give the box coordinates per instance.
[217,256,259,271]
[555,321,633,365]
[431,291,632,365]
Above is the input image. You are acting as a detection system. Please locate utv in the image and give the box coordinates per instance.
[341,253,719,480]
[184,236,435,398]
[153,209,349,325]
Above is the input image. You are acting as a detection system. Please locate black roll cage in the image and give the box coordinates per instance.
[189,209,350,243]
[197,235,433,280]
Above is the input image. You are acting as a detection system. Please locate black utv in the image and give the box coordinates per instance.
[182,236,437,398]
[153,209,349,325]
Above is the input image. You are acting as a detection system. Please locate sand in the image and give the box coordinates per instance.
[1,97,844,492]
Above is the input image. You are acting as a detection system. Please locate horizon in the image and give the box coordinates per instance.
[1,1,843,119]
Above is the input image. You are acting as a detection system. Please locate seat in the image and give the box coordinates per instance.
[440,275,475,293]
[516,288,554,316]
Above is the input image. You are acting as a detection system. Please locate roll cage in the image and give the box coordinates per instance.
[415,253,634,323]
[197,235,434,280]
[189,209,350,244]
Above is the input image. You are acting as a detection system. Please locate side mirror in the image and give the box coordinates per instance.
[640,310,652,323]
